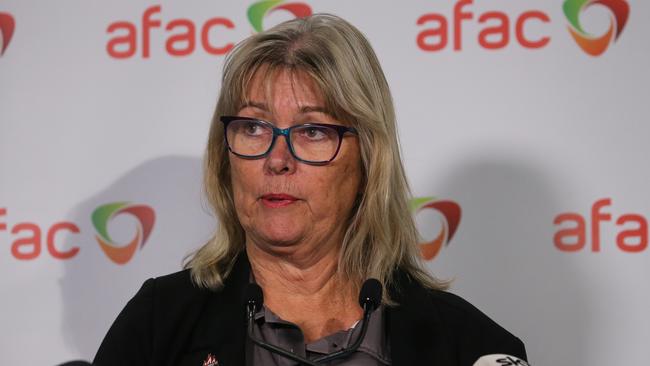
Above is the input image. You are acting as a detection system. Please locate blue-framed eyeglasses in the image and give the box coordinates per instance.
[220,116,358,165]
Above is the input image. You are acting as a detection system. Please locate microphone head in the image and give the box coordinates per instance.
[473,354,529,366]
[358,278,382,311]
[243,283,264,312]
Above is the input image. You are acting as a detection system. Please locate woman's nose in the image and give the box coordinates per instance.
[264,135,297,175]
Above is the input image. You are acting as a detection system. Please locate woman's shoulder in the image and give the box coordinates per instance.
[389,272,527,362]
[394,271,519,335]
[147,269,208,295]
[140,268,212,307]
[426,289,508,329]
[428,289,527,360]
[94,269,224,365]
[152,268,194,285]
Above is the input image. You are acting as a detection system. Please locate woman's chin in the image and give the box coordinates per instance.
[249,226,305,250]
[265,232,304,247]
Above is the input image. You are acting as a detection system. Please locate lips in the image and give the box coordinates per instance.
[260,193,299,208]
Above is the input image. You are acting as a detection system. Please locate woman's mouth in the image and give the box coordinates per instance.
[260,193,299,208]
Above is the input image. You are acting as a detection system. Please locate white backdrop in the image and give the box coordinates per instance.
[1,1,649,365]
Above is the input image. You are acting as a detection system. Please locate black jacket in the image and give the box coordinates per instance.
[94,254,527,365]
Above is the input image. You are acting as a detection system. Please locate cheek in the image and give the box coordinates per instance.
[338,143,363,195]
[229,159,258,208]
[320,159,362,216]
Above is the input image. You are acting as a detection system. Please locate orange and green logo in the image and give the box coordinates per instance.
[247,0,312,33]
[410,197,461,261]
[91,202,155,265]
[0,12,15,56]
[563,0,629,56]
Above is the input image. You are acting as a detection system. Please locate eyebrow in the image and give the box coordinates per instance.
[240,101,268,111]
[240,101,329,115]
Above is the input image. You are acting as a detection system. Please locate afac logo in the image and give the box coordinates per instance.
[563,0,629,56]
[91,202,155,264]
[0,12,15,56]
[410,197,461,261]
[248,0,312,33]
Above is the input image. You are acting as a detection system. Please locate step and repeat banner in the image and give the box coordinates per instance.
[1,1,648,365]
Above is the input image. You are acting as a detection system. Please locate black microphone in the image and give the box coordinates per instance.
[244,283,263,318]
[358,278,382,311]
[243,278,382,365]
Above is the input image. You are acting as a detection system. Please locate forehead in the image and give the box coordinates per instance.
[242,67,325,110]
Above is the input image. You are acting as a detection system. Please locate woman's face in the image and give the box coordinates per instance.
[230,68,362,256]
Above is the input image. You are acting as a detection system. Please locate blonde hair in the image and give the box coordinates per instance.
[185,13,447,301]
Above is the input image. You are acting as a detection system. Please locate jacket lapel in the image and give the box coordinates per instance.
[387,272,445,366]
[191,253,251,366]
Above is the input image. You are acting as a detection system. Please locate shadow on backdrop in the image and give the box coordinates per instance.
[58,155,215,363]
[428,150,589,366]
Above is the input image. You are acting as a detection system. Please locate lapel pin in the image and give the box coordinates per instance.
[202,353,219,366]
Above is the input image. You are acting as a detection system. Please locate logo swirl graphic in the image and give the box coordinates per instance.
[563,0,630,56]
[247,0,312,33]
[91,202,155,264]
[410,197,461,261]
[0,12,15,56]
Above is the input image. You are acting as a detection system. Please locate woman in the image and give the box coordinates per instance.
[94,14,527,366]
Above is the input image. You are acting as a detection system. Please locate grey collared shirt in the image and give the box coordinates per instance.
[247,304,390,365]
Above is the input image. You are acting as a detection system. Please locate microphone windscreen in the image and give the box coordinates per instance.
[243,283,264,311]
[473,354,529,366]
[358,278,382,310]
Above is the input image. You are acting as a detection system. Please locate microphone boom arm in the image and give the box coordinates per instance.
[312,302,373,364]
[243,279,381,365]
[247,304,321,366]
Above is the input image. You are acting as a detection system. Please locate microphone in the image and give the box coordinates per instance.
[243,278,382,365]
[244,283,263,318]
[359,278,382,310]
[473,354,530,366]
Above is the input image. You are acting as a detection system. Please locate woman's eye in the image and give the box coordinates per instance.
[244,122,263,135]
[306,128,323,138]
[300,127,328,140]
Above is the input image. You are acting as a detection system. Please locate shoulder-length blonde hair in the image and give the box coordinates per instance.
[185,13,447,300]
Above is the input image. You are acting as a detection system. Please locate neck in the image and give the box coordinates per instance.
[246,242,362,342]
[247,241,346,300]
